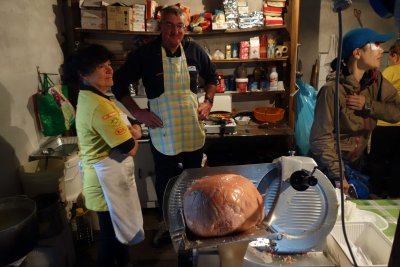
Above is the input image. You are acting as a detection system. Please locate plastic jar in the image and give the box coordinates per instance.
[235,78,248,93]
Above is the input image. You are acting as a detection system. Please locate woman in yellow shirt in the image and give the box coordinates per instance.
[63,44,143,267]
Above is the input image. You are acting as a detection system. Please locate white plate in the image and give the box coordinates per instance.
[348,209,389,230]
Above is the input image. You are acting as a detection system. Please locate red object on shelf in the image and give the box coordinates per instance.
[254,107,285,123]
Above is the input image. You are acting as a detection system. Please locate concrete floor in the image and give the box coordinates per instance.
[75,208,178,267]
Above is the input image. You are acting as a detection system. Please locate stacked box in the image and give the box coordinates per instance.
[132,4,146,32]
[81,9,106,30]
[80,0,106,30]
[239,41,249,59]
[107,5,133,31]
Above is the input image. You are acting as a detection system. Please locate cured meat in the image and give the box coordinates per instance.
[183,174,265,237]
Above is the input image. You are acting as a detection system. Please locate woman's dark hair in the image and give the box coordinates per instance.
[62,44,113,84]
[330,58,351,76]
[389,43,400,56]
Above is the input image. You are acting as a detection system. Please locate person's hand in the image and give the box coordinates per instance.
[346,94,366,111]
[128,124,142,140]
[336,177,350,195]
[132,109,163,128]
[198,101,213,120]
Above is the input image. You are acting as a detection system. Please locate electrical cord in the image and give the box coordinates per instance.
[334,7,359,267]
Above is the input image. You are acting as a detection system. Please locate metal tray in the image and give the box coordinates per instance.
[165,163,278,252]
[29,136,78,160]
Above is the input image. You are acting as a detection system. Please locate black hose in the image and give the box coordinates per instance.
[334,9,359,267]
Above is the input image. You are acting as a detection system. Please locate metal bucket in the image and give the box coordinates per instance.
[0,196,39,266]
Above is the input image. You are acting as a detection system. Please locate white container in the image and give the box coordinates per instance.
[64,153,83,202]
[236,78,248,92]
[235,116,251,125]
[269,67,278,89]
[326,222,392,267]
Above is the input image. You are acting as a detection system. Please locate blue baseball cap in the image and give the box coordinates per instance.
[342,28,394,60]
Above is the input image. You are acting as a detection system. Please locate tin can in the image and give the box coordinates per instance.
[216,72,225,93]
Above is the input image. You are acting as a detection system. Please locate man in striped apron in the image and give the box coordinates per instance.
[112,5,218,246]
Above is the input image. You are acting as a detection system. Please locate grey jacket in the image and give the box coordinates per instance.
[309,71,400,180]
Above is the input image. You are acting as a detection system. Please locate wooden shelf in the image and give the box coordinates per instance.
[74,25,287,37]
[212,57,288,63]
[112,57,288,66]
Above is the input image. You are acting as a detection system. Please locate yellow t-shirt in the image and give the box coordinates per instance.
[379,65,400,126]
[76,90,132,211]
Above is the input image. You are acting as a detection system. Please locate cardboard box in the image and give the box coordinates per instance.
[80,0,106,8]
[133,4,146,13]
[132,22,145,32]
[107,5,133,31]
[81,8,106,30]
[132,15,145,24]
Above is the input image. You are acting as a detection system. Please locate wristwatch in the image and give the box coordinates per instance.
[364,100,372,114]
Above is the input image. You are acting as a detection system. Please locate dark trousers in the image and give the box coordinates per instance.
[367,126,400,197]
[96,211,130,267]
[150,142,203,218]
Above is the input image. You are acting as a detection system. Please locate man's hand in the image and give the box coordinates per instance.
[198,100,213,120]
[346,94,366,111]
[132,109,163,128]
[128,124,142,140]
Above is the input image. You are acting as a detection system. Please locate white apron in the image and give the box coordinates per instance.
[93,150,144,245]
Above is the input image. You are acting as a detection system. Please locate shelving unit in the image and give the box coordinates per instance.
[71,1,299,130]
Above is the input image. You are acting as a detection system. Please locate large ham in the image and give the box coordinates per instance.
[183,174,265,237]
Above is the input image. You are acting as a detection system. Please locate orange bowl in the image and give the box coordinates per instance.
[253,107,285,123]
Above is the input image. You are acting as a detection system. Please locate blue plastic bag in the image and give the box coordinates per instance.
[294,79,317,155]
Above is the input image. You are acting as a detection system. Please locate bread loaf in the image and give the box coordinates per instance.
[183,174,265,237]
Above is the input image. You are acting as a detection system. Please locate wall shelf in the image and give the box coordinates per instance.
[212,57,288,64]
[74,25,288,37]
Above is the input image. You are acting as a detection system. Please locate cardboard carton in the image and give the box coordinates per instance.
[107,5,133,31]
[81,8,106,30]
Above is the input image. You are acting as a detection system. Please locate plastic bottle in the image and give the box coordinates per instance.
[236,63,247,78]
[269,66,278,90]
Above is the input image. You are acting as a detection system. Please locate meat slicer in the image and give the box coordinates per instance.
[163,156,338,267]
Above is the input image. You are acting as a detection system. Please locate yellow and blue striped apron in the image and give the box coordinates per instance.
[148,45,205,155]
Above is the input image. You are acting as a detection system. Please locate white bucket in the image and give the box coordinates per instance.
[64,153,83,202]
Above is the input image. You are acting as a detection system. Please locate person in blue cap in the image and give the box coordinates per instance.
[309,28,400,196]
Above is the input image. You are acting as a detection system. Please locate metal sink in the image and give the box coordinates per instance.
[29,136,78,160]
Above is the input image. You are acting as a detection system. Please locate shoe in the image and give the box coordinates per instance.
[152,222,172,248]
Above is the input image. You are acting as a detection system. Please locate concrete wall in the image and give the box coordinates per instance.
[299,0,397,89]
[0,1,65,197]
